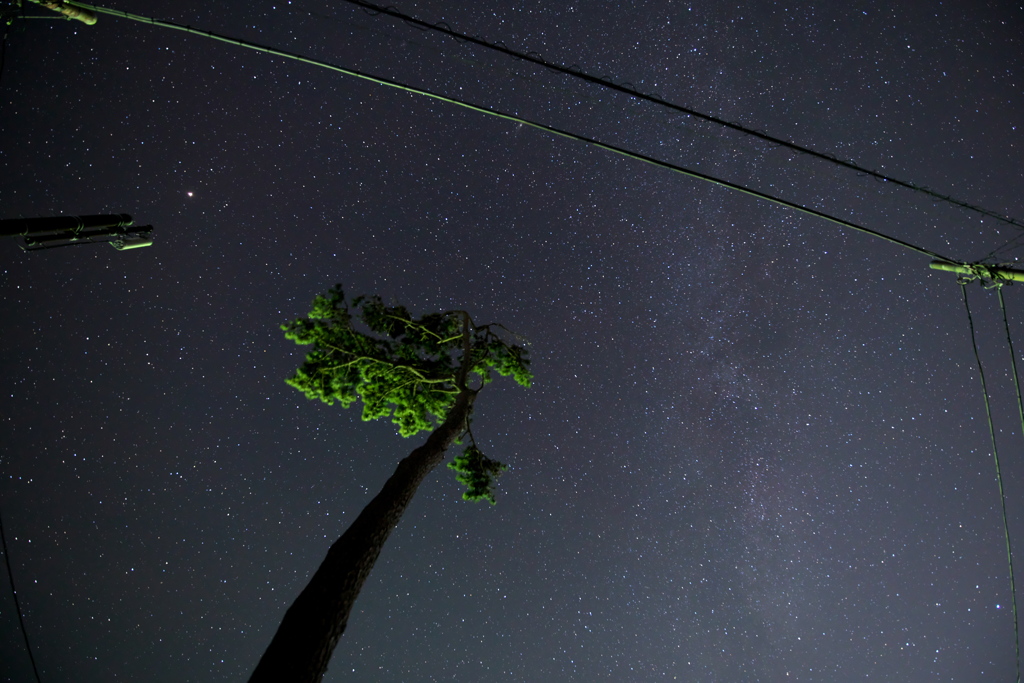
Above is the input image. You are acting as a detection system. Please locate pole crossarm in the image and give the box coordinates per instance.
[930,260,1024,285]
[0,214,154,250]
[24,0,97,24]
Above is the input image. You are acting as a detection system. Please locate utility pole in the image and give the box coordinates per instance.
[0,214,154,251]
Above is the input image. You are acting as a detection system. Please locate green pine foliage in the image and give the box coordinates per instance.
[282,285,530,499]
[447,445,508,504]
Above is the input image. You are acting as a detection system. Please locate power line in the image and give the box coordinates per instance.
[959,283,1022,683]
[58,2,960,265]
[998,286,1024,683]
[333,0,1024,234]
[0,508,43,683]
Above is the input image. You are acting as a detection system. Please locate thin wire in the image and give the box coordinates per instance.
[0,508,43,683]
[334,0,1024,233]
[983,230,1024,264]
[60,2,960,265]
[999,288,1024,445]
[961,282,1022,683]
[997,285,1024,682]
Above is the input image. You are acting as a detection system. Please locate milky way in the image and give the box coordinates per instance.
[1,1,1022,681]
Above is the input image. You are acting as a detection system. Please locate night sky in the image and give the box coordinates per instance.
[1,1,1023,681]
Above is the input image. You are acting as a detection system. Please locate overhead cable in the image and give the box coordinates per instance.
[334,0,1024,234]
[959,283,1022,683]
[65,2,961,265]
[997,285,1024,683]
[0,509,43,683]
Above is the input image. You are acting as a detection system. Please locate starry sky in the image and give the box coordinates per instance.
[1,1,1023,681]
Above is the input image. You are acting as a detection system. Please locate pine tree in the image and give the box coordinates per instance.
[248,285,531,683]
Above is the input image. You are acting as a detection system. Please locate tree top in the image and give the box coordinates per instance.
[282,285,532,437]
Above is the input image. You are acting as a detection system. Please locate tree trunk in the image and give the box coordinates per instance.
[248,389,475,683]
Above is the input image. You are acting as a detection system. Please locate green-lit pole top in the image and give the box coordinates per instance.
[930,260,1024,284]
